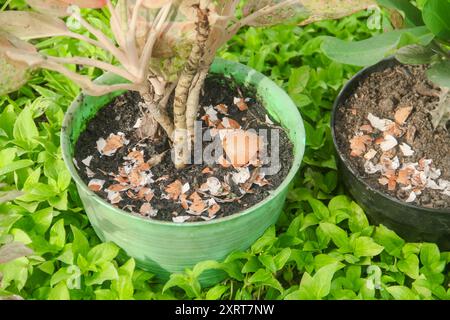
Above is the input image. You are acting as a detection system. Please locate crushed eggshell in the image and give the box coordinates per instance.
[88,179,105,192]
[215,104,228,114]
[394,106,413,125]
[165,180,183,200]
[82,155,93,167]
[97,133,129,156]
[222,117,241,129]
[380,135,398,152]
[140,203,157,217]
[399,143,414,157]
[173,216,191,223]
[222,130,262,167]
[234,97,248,111]
[368,113,393,132]
[350,134,372,157]
[232,167,251,184]
[189,192,206,215]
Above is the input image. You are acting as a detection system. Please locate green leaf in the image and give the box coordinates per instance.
[251,226,276,254]
[0,257,29,290]
[397,254,420,279]
[49,219,65,249]
[31,207,54,235]
[85,262,119,286]
[70,225,90,260]
[319,223,350,250]
[13,106,39,147]
[420,243,441,266]
[0,160,33,177]
[353,237,384,257]
[258,254,277,273]
[322,26,434,66]
[386,286,418,300]
[395,44,436,65]
[87,242,120,266]
[377,0,424,26]
[308,198,330,220]
[192,260,222,278]
[288,66,310,95]
[427,61,450,88]
[48,281,70,300]
[247,269,283,293]
[287,263,341,300]
[206,285,228,300]
[348,202,369,233]
[274,248,291,271]
[373,225,405,258]
[422,0,450,40]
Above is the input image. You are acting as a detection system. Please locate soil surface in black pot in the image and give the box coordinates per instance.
[336,63,450,209]
[74,75,294,222]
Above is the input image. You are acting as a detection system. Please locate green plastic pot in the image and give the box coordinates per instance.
[61,58,305,286]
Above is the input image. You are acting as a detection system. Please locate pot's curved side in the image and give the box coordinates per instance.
[332,58,450,250]
[61,58,306,285]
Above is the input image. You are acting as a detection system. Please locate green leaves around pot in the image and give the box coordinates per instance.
[422,0,450,41]
[0,4,448,300]
[322,0,450,88]
[321,26,434,67]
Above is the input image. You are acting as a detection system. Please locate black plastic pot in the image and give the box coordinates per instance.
[332,58,450,250]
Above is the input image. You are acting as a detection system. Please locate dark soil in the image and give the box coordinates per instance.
[75,75,294,222]
[336,63,450,209]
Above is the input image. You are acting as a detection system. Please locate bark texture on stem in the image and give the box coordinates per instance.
[173,5,210,169]
[141,84,174,140]
[186,67,209,140]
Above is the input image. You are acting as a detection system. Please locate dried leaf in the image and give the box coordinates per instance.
[0,242,33,264]
[232,167,251,185]
[0,11,69,40]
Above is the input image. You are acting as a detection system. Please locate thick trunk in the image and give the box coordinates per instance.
[186,68,209,140]
[140,87,174,140]
[173,5,210,169]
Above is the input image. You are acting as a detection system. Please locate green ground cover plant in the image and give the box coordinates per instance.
[0,1,449,300]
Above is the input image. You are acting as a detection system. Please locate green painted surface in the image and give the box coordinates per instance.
[61,58,306,286]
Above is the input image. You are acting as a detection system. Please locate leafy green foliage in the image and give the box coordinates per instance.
[0,3,448,300]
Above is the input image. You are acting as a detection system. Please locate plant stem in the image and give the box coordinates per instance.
[173,5,210,169]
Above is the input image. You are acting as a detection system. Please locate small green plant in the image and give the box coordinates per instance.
[0,183,32,300]
[323,0,450,129]
[0,0,375,168]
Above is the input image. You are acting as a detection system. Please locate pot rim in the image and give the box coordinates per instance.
[61,58,306,227]
[331,57,450,215]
